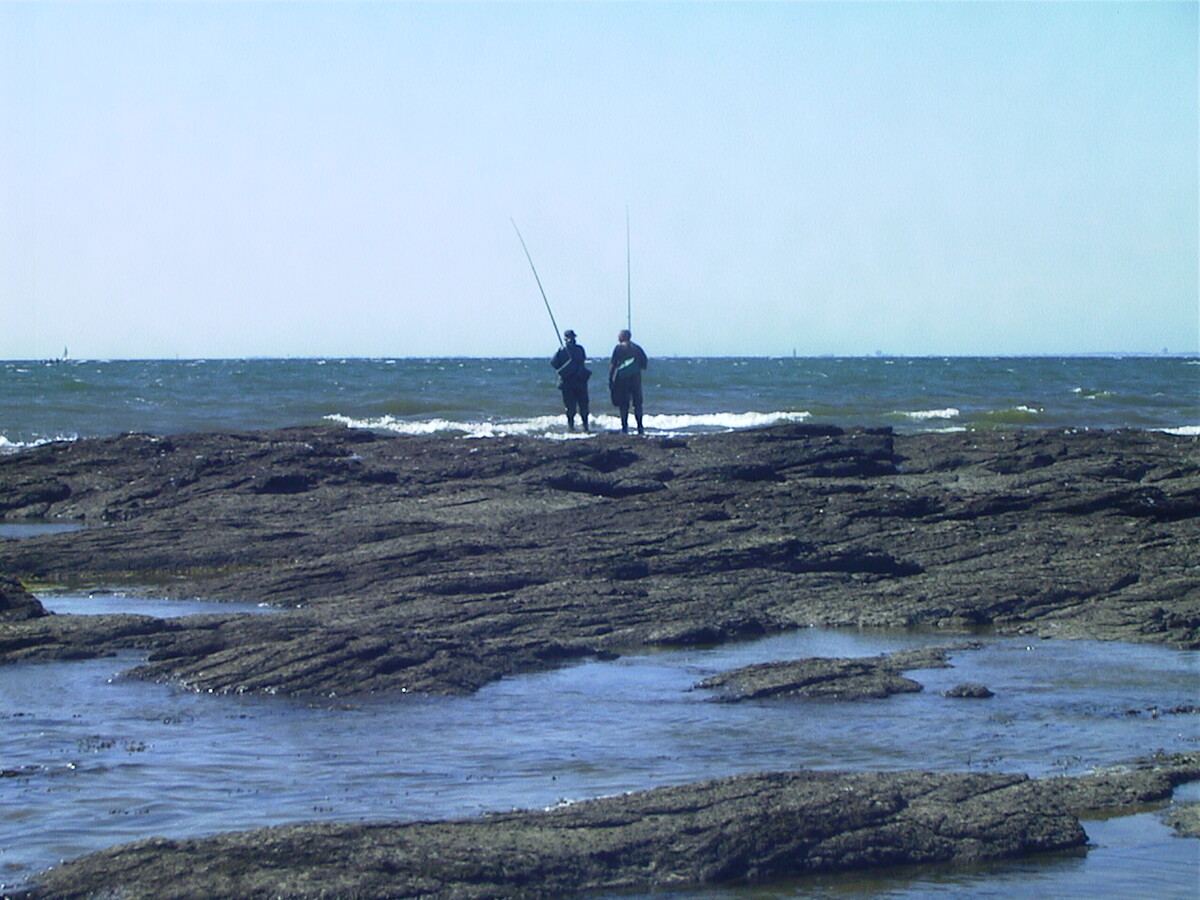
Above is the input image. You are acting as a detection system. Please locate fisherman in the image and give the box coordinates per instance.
[551,329,591,432]
[609,329,648,434]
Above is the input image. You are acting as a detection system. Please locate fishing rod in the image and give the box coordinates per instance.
[625,207,631,332]
[511,219,563,348]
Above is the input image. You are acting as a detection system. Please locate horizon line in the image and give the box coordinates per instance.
[5,352,1199,364]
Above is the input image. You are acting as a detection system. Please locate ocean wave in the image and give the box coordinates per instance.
[0,434,76,455]
[325,414,548,438]
[897,408,960,421]
[326,410,812,438]
[637,411,811,432]
[1160,425,1200,436]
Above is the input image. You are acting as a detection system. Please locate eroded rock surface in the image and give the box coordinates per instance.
[696,646,967,701]
[0,573,47,622]
[0,425,1197,698]
[1164,803,1200,837]
[14,754,1200,900]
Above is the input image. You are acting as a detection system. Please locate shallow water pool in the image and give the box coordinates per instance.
[38,592,274,617]
[1,607,1197,897]
[0,521,83,539]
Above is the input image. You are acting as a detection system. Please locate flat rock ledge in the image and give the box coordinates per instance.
[697,646,968,701]
[1,425,1198,698]
[15,754,1200,900]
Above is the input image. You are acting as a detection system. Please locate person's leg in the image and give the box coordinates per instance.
[631,380,644,434]
[579,388,590,432]
[614,381,630,432]
[564,390,577,430]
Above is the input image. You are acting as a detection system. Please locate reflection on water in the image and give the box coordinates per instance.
[1,608,1197,897]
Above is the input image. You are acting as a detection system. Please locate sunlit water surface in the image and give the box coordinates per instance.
[2,595,1197,897]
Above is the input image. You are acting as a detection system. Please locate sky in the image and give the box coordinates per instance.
[1,2,1196,360]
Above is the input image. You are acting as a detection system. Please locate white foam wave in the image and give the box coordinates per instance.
[898,408,960,421]
[636,410,811,431]
[0,434,76,455]
[325,413,561,438]
[326,410,811,439]
[1160,425,1200,436]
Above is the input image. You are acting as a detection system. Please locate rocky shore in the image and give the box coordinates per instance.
[2,424,1198,896]
[12,753,1200,900]
[1,425,1196,696]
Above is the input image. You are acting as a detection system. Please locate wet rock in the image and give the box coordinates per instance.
[0,573,48,621]
[1032,752,1200,813]
[1,764,45,778]
[13,769,1080,900]
[0,425,1196,697]
[944,683,995,699]
[697,645,973,701]
[1164,802,1200,837]
[700,655,920,701]
[16,754,1200,900]
[0,478,72,517]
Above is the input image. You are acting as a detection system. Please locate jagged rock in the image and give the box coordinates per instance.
[0,573,47,621]
[944,683,995,699]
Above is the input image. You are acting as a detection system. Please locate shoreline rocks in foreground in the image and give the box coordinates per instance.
[13,754,1200,900]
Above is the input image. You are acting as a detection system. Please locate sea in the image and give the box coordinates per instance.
[1,355,1199,897]
[1,355,1197,450]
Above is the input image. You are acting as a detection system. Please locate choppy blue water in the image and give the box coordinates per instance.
[2,356,1197,449]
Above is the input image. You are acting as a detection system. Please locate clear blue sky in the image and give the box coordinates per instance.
[1,2,1196,359]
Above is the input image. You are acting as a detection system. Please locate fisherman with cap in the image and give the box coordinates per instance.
[551,329,591,432]
[609,329,648,435]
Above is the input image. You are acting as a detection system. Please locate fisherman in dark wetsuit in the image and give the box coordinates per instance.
[609,328,648,434]
[551,329,591,432]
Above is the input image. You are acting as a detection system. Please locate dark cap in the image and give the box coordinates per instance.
[563,330,576,339]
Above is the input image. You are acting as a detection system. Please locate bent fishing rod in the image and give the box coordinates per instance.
[511,219,563,348]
